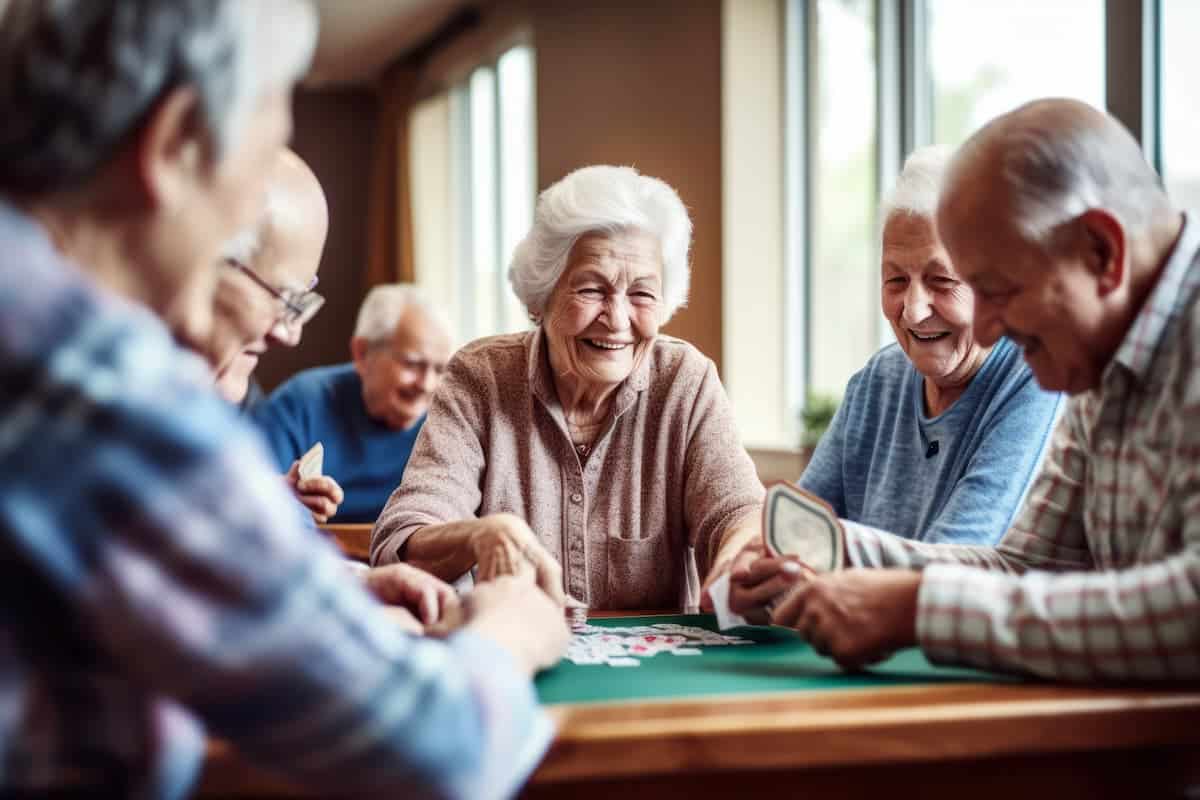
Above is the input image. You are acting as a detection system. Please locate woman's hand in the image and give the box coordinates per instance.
[471,513,566,605]
[365,562,462,632]
[459,573,570,674]
[284,459,344,524]
[728,546,808,624]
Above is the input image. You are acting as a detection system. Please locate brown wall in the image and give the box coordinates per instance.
[255,87,379,393]
[533,0,724,371]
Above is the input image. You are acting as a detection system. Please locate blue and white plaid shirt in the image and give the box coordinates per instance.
[0,201,551,799]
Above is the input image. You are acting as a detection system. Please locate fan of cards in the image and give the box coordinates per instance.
[565,622,753,667]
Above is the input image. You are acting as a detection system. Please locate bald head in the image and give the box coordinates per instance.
[934,99,1183,396]
[940,98,1169,251]
[208,148,329,402]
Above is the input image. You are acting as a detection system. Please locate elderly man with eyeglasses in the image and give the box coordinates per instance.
[182,147,347,523]
[251,284,454,523]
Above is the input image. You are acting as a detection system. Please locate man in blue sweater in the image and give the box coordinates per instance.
[253,284,454,523]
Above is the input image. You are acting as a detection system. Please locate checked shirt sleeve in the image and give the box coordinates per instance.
[914,398,1200,680]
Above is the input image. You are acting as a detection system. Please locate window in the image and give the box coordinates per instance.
[808,0,878,402]
[1161,0,1200,210]
[409,43,536,346]
[926,0,1104,147]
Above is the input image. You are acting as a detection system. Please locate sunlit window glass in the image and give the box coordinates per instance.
[1161,0,1200,209]
[468,66,499,337]
[809,0,877,400]
[498,45,536,331]
[927,0,1105,146]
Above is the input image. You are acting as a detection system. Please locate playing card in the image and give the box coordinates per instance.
[762,482,844,572]
[298,442,324,481]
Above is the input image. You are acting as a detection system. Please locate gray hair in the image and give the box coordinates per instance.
[507,165,692,323]
[952,99,1169,249]
[879,145,953,224]
[354,284,453,344]
[0,0,317,195]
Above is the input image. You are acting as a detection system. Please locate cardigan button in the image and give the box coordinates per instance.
[570,492,582,504]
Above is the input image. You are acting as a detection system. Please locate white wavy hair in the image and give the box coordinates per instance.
[879,145,953,226]
[354,284,453,344]
[507,165,692,323]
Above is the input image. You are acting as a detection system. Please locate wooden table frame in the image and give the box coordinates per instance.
[319,523,372,563]
[200,621,1200,798]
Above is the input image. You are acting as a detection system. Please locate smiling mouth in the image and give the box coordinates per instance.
[582,338,632,351]
[909,330,950,343]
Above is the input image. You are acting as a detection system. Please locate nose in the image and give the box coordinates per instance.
[266,317,302,347]
[600,294,631,330]
[972,297,1004,347]
[419,367,438,392]
[901,281,933,327]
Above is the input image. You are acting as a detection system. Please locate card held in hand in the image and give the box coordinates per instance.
[298,441,324,481]
[762,482,844,572]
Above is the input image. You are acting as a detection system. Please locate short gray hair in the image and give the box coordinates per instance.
[354,284,452,344]
[0,0,317,195]
[879,145,953,224]
[953,99,1169,249]
[508,165,692,323]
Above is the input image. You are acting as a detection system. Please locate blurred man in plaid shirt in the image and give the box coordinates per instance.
[734,98,1200,682]
[0,1,567,797]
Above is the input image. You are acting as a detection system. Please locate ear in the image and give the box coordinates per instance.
[1077,208,1125,297]
[133,87,204,212]
[350,336,370,375]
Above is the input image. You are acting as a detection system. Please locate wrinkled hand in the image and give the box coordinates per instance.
[724,541,808,624]
[285,460,345,524]
[770,569,921,670]
[365,563,461,631]
[472,513,565,605]
[461,573,570,675]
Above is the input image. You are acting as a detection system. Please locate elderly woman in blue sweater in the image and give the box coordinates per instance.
[725,145,1062,617]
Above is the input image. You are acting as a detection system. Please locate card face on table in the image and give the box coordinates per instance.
[762,482,843,572]
[298,442,324,481]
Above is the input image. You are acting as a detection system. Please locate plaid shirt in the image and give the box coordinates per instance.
[0,202,551,799]
[844,213,1200,681]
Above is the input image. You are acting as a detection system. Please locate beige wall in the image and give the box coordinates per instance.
[533,0,724,371]
[256,87,379,393]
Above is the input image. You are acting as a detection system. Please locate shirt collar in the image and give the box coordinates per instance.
[1110,212,1200,382]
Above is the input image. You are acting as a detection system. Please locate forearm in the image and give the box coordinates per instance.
[399,520,488,583]
[917,550,1200,681]
[708,510,761,576]
[844,519,1022,572]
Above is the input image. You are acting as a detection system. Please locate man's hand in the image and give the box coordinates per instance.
[725,542,807,624]
[365,563,461,631]
[770,569,922,670]
[462,574,569,675]
[472,513,566,605]
[285,460,344,524]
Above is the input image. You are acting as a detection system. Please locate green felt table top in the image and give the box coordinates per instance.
[535,614,1014,706]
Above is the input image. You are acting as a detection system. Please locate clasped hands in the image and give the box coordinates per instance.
[722,540,922,671]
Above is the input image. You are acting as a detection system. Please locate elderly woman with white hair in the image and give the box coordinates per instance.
[729,146,1064,620]
[372,165,765,610]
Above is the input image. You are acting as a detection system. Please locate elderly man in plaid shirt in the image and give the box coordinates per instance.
[0,1,568,798]
[732,98,1200,682]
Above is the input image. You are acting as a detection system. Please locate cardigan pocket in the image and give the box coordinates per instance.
[605,533,675,610]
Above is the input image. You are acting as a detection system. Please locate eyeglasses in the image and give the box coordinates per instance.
[223,258,325,328]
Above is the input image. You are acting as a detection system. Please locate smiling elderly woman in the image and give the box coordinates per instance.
[370,165,764,610]
[796,146,1063,544]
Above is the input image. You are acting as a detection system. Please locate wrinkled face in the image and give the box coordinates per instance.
[355,308,453,430]
[210,255,318,403]
[881,213,986,386]
[543,229,664,389]
[939,205,1113,395]
[159,90,294,350]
